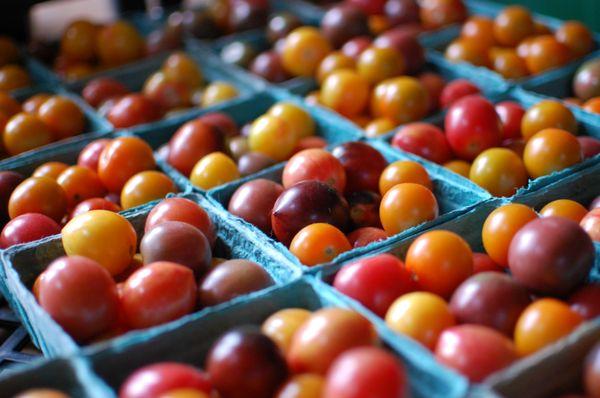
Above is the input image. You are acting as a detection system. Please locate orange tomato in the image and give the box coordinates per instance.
[493,6,534,47]
[3,113,53,156]
[523,128,582,178]
[316,52,355,84]
[120,171,177,210]
[262,308,312,355]
[583,97,600,114]
[461,16,496,48]
[357,46,405,85]
[189,152,239,190]
[444,160,471,178]
[371,77,429,124]
[380,183,438,236]
[525,35,572,75]
[490,49,529,79]
[364,118,396,137]
[268,102,315,139]
[444,38,490,67]
[57,165,107,208]
[8,176,68,222]
[379,160,433,195]
[0,91,21,116]
[289,223,351,266]
[555,21,593,58]
[276,374,324,398]
[540,199,588,223]
[282,27,332,77]
[33,161,69,180]
[97,137,156,193]
[521,100,577,141]
[60,20,98,62]
[248,114,297,161]
[320,70,369,117]
[469,148,528,197]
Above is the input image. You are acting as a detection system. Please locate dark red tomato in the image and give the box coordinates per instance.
[228,179,284,233]
[472,252,504,273]
[373,27,424,74]
[250,51,289,83]
[321,4,370,48]
[439,79,480,108]
[569,283,600,320]
[199,112,238,138]
[145,197,215,247]
[282,149,347,192]
[331,142,388,194]
[435,324,518,382]
[418,72,446,113]
[121,261,197,329]
[578,136,600,159]
[82,77,129,108]
[495,101,525,140]
[323,347,407,398]
[37,256,119,341]
[347,227,388,248]
[444,95,503,160]
[585,342,600,397]
[347,191,381,228]
[120,362,212,398]
[77,139,111,171]
[392,122,452,164]
[167,119,224,176]
[206,326,288,398]
[70,198,121,219]
[0,213,60,248]
[333,254,415,317]
[238,152,276,176]
[106,94,163,128]
[347,0,385,15]
[341,36,372,61]
[385,0,420,25]
[0,171,24,222]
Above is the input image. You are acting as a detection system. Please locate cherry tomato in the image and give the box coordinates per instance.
[96,21,144,67]
[56,165,107,209]
[82,77,129,108]
[569,283,600,320]
[77,138,110,171]
[493,6,534,47]
[98,136,156,193]
[371,77,429,124]
[581,208,600,242]
[37,255,119,341]
[444,39,490,67]
[495,101,525,140]
[469,148,528,197]
[158,389,209,398]
[420,0,467,29]
[521,100,577,141]
[143,71,192,110]
[391,123,452,164]
[435,324,518,381]
[461,16,496,48]
[120,363,211,398]
[163,52,204,88]
[357,46,405,85]
[444,160,471,178]
[268,102,315,139]
[201,82,238,108]
[62,210,137,275]
[0,91,20,116]
[60,20,97,62]
[316,52,356,85]
[321,4,370,48]
[347,227,388,248]
[38,96,86,140]
[248,114,298,161]
[120,171,177,210]
[70,197,121,219]
[282,27,332,77]
[525,35,572,75]
[439,79,480,109]
[107,94,163,128]
[320,70,369,118]
[491,48,529,79]
[3,113,53,156]
[167,119,223,175]
[472,252,504,274]
[289,223,351,266]
[379,161,432,195]
[283,149,346,192]
[585,343,600,398]
[523,128,582,178]
[228,179,283,234]
[331,142,388,194]
[190,152,239,189]
[583,97,600,114]
[0,65,30,91]
[540,199,588,223]
[380,183,438,236]
[342,36,372,61]
[33,162,69,180]
[514,298,583,356]
[262,308,312,355]
[22,93,51,114]
[418,72,446,113]
[444,95,502,160]
[556,21,593,58]
[364,118,396,137]
[276,374,323,398]
[8,176,67,222]
[13,389,70,398]
[0,213,60,248]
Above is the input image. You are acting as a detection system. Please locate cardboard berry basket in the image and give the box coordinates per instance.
[317,161,600,398]
[208,138,491,274]
[0,356,113,398]
[0,83,113,169]
[80,277,469,398]
[0,192,301,358]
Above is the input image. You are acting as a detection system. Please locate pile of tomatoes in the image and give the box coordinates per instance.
[333,196,599,382]
[227,141,445,266]
[33,197,274,342]
[445,6,594,78]
[390,94,600,196]
[81,52,239,129]
[0,136,178,249]
[0,91,86,157]
[0,36,31,91]
[117,306,408,398]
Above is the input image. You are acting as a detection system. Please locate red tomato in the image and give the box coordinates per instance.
[37,256,119,341]
[439,79,480,108]
[495,101,525,140]
[569,283,600,320]
[282,149,346,192]
[472,252,504,273]
[435,324,518,382]
[120,261,197,329]
[0,213,60,248]
[167,119,223,176]
[444,95,503,160]
[107,94,163,128]
[77,139,111,171]
[347,227,388,248]
[581,208,600,242]
[578,136,600,159]
[331,142,388,194]
[333,254,415,317]
[323,347,407,398]
[391,122,452,164]
[82,77,129,108]
[120,363,212,398]
[70,198,121,219]
[347,0,385,15]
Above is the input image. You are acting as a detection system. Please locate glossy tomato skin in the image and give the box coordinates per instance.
[379,183,438,236]
[469,148,528,197]
[508,216,594,296]
[32,161,69,181]
[228,179,284,233]
[569,283,600,320]
[282,149,346,192]
[37,256,119,341]
[70,198,121,219]
[331,142,388,194]
[206,326,288,398]
[107,94,163,128]
[0,213,61,248]
[333,254,415,317]
[585,342,600,397]
[581,208,600,242]
[289,223,351,266]
[578,136,600,159]
[435,325,518,382]
[347,227,388,248]
[262,309,312,355]
[77,139,111,171]
[168,119,223,176]
[444,95,503,160]
[495,101,525,140]
[323,347,407,398]
[373,28,424,74]
[472,253,504,273]
[82,77,129,108]
[119,363,211,398]
[8,176,68,223]
[321,4,369,48]
[439,79,480,108]
[347,191,382,228]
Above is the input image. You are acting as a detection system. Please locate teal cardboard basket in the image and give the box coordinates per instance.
[0,192,300,357]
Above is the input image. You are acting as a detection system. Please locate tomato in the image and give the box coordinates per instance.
[62,210,137,276]
[585,343,600,398]
[268,102,315,139]
[581,208,600,242]
[540,199,588,223]
[288,308,376,374]
[364,118,396,137]
[38,96,85,140]
[276,374,324,398]
[0,213,61,248]
[469,148,528,197]
[37,255,119,341]
[380,183,438,235]
[22,93,51,114]
[190,152,239,189]
[0,65,30,91]
[334,254,414,317]
[444,160,471,178]
[8,177,67,222]
[371,77,429,124]
[107,94,163,128]
[163,52,203,88]
[228,179,283,234]
[569,283,600,320]
[143,71,192,110]
[283,149,346,192]
[439,79,480,109]
[158,390,209,398]
[347,227,388,248]
[33,162,69,180]
[331,142,387,194]
[435,325,517,382]
[491,49,529,79]
[556,21,593,58]
[472,252,503,274]
[523,128,582,178]
[357,46,405,85]
[201,82,238,108]
[292,137,327,155]
[525,35,572,75]
[60,20,97,62]
[262,308,312,355]
[514,298,583,356]
[70,197,121,219]
[120,171,177,210]
[444,39,490,67]
[98,136,156,193]
[120,363,211,398]
[96,21,144,67]
[493,6,534,47]
[461,16,496,48]
[323,347,407,398]
[385,291,454,350]
[342,36,372,61]
[82,77,129,108]
[321,4,370,48]
[495,101,525,140]
[282,27,332,77]
[248,114,298,161]
[56,165,107,209]
[3,113,53,156]
[579,136,600,159]
[0,91,21,116]
[77,139,111,171]
[391,123,452,164]
[289,223,351,266]
[418,72,446,113]
[0,36,20,67]
[521,100,577,141]
[12,389,70,398]
[167,119,223,175]
[379,161,432,195]
[316,52,356,85]
[583,97,600,114]
[444,95,502,160]
[320,70,369,118]
[420,0,467,29]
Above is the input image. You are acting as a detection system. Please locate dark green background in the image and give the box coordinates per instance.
[490,0,600,32]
